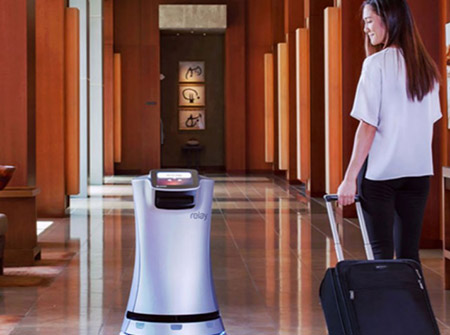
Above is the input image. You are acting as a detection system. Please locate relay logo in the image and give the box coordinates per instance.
[190,212,208,221]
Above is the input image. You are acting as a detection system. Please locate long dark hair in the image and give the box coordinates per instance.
[362,0,440,101]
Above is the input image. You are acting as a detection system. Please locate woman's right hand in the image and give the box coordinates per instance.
[337,178,357,206]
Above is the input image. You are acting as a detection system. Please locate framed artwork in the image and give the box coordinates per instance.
[179,109,206,130]
[179,84,205,107]
[179,61,205,82]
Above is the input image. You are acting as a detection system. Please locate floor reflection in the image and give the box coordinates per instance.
[1,174,448,334]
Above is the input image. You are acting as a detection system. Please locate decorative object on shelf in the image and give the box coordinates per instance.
[186,138,200,146]
[179,61,205,82]
[179,84,205,106]
[0,166,15,190]
[179,109,206,130]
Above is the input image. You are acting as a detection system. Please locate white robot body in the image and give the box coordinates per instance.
[121,170,225,335]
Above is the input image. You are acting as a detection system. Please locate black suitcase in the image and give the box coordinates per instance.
[319,195,440,335]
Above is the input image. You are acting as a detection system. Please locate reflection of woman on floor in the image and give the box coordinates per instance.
[337,0,441,262]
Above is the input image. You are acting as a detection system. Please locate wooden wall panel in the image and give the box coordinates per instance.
[285,0,304,34]
[113,46,142,172]
[225,0,246,172]
[307,0,333,196]
[36,0,66,217]
[285,0,304,182]
[0,1,36,187]
[103,0,114,175]
[114,0,147,173]
[140,0,161,173]
[272,0,286,173]
[324,7,342,194]
[339,0,364,217]
[264,53,274,163]
[342,0,364,179]
[447,0,450,23]
[247,0,273,171]
[408,0,447,248]
[65,8,80,195]
[296,28,310,186]
[114,54,122,163]
[277,42,289,171]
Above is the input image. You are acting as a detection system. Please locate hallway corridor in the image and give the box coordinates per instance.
[1,175,449,334]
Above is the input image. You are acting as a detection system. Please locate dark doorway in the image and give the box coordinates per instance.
[160,32,225,171]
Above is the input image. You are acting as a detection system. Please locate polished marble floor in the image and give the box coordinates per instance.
[2,174,450,334]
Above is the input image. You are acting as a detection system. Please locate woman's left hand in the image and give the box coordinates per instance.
[337,178,357,206]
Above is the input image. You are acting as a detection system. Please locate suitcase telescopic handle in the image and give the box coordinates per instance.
[323,194,374,262]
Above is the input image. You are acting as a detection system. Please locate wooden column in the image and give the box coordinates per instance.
[307,0,333,196]
[272,0,286,174]
[114,54,122,163]
[264,53,275,163]
[285,0,304,182]
[103,0,114,175]
[324,6,342,194]
[278,42,289,171]
[0,0,40,266]
[65,8,80,196]
[36,0,67,217]
[296,28,311,188]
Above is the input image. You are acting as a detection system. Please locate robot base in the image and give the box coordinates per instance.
[120,317,226,335]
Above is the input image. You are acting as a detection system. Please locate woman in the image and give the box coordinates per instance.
[337,0,441,262]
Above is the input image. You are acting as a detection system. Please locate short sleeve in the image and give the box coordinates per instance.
[350,57,382,127]
[430,83,442,123]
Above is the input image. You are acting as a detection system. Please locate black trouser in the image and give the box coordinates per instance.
[357,163,430,263]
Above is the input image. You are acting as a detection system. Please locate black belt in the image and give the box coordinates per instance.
[126,311,220,323]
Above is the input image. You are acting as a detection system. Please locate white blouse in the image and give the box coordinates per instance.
[350,47,442,181]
